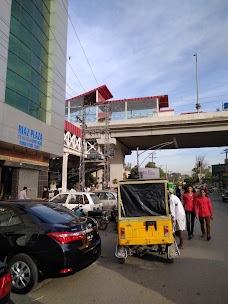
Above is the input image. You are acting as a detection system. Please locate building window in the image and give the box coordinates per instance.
[5,0,51,122]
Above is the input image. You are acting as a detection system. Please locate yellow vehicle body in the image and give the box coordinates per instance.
[118,217,174,246]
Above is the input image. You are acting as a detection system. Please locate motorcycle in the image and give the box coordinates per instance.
[88,210,109,230]
[110,205,118,231]
[73,206,108,230]
[110,204,118,221]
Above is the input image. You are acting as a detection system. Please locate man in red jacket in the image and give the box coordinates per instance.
[195,189,214,240]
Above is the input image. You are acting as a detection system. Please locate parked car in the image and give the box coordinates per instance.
[50,192,103,214]
[0,201,101,294]
[208,186,218,193]
[93,190,117,215]
[49,188,63,199]
[222,189,228,202]
[0,261,14,304]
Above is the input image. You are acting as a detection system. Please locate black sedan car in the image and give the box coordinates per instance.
[0,201,101,294]
[0,261,14,304]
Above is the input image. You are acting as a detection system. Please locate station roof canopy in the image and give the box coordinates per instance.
[107,95,169,112]
[110,95,168,108]
[65,85,113,106]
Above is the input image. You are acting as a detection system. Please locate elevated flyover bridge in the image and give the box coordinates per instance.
[86,111,228,150]
[85,110,228,184]
[65,85,228,186]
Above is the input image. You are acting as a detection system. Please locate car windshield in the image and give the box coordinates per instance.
[90,194,101,204]
[51,194,68,204]
[27,203,78,224]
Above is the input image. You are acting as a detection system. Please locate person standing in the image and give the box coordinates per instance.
[183,185,196,239]
[54,187,59,196]
[42,186,49,201]
[195,189,214,240]
[175,186,181,200]
[18,187,28,199]
[169,188,186,249]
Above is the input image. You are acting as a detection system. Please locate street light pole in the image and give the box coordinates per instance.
[193,53,200,112]
[136,147,139,169]
[137,138,178,168]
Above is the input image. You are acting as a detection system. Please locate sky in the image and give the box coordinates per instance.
[65,0,228,175]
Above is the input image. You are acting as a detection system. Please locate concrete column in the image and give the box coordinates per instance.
[110,148,125,187]
[38,170,48,197]
[62,152,69,192]
[96,105,98,122]
[68,101,71,122]
[125,101,128,120]
[96,169,103,189]
[11,169,20,200]
[156,98,159,113]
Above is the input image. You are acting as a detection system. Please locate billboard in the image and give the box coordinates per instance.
[139,168,160,179]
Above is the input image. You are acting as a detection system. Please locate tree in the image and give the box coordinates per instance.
[192,155,212,181]
[145,162,166,178]
[112,178,118,184]
[129,165,139,179]
[124,162,132,171]
[145,161,156,168]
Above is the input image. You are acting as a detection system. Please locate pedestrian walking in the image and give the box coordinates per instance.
[195,189,214,240]
[18,187,28,199]
[169,188,186,249]
[204,185,208,197]
[183,184,196,239]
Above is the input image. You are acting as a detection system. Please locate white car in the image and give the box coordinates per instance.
[50,192,103,215]
[93,190,117,215]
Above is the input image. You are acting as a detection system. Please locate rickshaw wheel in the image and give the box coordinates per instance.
[166,244,174,263]
[118,258,125,264]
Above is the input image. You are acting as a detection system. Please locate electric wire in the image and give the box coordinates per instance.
[33,0,86,92]
[61,0,100,87]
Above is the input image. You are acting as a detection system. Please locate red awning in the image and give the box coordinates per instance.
[64,121,82,138]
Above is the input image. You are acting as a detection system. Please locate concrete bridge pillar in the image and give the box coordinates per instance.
[96,169,103,189]
[62,152,69,192]
[110,141,131,187]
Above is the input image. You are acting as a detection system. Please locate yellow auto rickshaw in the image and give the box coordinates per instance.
[115,179,179,263]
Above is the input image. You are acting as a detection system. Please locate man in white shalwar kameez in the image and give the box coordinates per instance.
[169,188,186,249]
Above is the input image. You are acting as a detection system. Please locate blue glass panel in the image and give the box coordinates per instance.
[5,0,49,122]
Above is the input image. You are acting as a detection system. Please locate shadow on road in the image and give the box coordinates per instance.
[98,195,228,304]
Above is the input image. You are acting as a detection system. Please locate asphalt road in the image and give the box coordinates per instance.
[12,193,228,304]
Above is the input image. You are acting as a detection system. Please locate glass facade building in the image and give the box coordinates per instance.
[5,0,51,122]
[0,0,68,199]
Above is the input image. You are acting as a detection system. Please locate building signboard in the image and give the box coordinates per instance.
[18,124,43,150]
[139,168,160,179]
